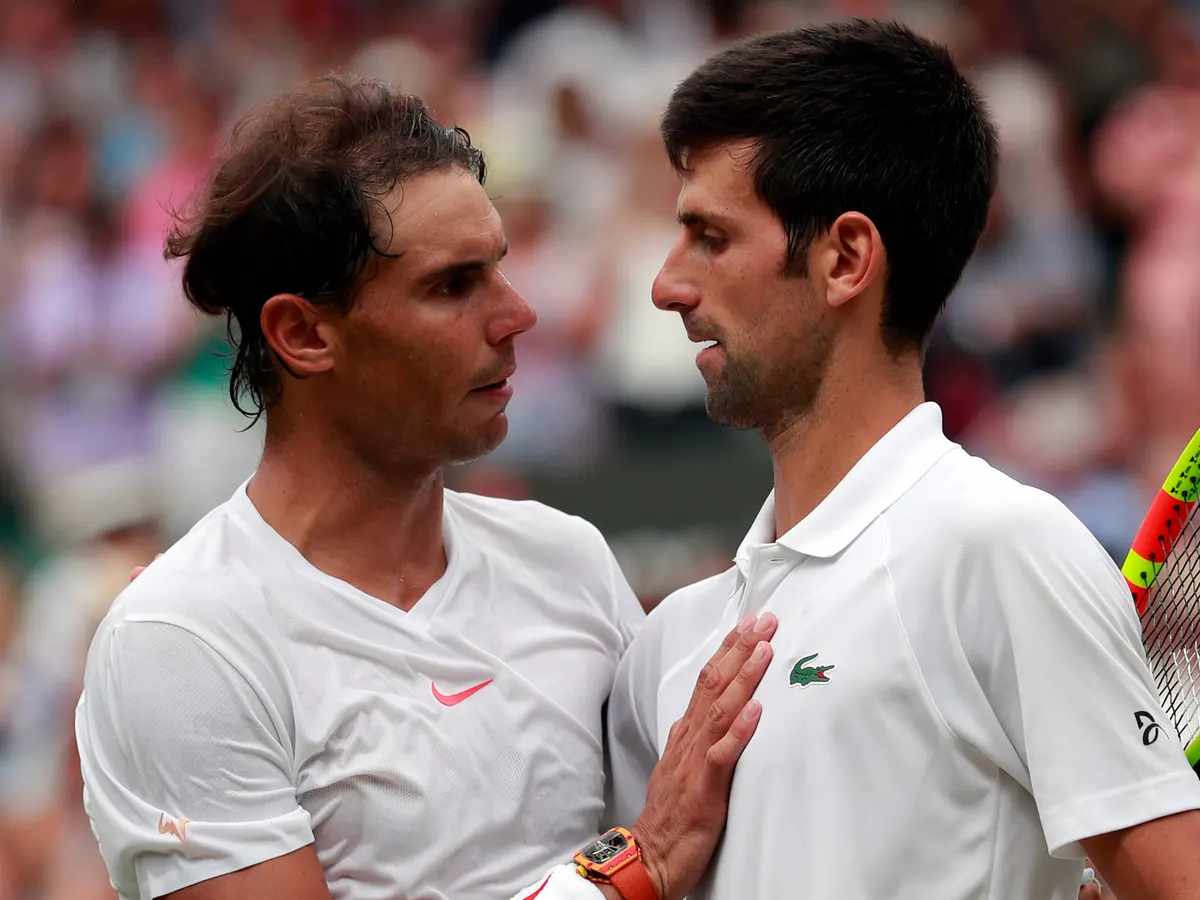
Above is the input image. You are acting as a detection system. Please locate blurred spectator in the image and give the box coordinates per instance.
[940,180,1104,385]
[1112,206,1200,488]
[590,126,709,438]
[1091,19,1200,228]
[1,114,195,518]
[486,3,634,233]
[0,562,20,753]
[1090,2,1200,494]
[487,185,611,470]
[930,48,1104,431]
[0,561,19,900]
[0,461,162,899]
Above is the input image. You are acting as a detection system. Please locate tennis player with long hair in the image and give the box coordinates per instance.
[74,77,771,900]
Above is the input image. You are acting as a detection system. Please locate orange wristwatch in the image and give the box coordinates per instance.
[573,827,659,900]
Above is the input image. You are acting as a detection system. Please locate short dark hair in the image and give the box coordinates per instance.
[166,75,486,420]
[661,19,998,353]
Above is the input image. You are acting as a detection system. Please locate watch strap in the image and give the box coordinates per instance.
[610,858,659,900]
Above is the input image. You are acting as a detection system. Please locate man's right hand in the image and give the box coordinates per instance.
[630,612,777,900]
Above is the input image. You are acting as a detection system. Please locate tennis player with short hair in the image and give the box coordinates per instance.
[608,20,1200,900]
[74,77,771,900]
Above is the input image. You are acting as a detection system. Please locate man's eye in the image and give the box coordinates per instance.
[435,272,477,297]
[699,232,727,252]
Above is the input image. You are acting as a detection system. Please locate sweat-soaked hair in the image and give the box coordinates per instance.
[165,75,486,420]
[661,19,998,354]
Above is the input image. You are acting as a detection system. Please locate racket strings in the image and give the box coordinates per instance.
[1141,509,1200,744]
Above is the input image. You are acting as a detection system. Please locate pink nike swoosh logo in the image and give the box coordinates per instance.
[431,678,493,707]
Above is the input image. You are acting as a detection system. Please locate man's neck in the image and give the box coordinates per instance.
[767,356,924,540]
[247,424,448,612]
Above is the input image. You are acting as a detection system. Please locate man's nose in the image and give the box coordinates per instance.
[651,241,700,314]
[487,272,538,345]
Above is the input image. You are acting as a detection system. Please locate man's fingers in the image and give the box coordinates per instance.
[705,699,763,769]
[681,614,756,719]
[670,613,777,766]
[705,640,773,739]
[707,614,777,701]
[723,614,776,677]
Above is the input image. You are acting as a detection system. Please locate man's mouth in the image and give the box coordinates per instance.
[690,336,724,372]
[684,323,722,351]
[471,366,516,395]
[688,335,722,352]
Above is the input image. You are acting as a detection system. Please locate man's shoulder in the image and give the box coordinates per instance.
[885,446,1121,613]
[894,446,1092,550]
[102,501,272,634]
[447,490,612,558]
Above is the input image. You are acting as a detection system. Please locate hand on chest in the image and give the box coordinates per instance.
[658,557,940,769]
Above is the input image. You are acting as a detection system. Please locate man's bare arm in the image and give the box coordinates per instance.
[160,845,331,900]
[1082,809,1200,899]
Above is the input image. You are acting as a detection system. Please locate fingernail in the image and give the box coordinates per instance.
[742,701,761,721]
[751,642,769,663]
[754,613,776,635]
[738,614,756,634]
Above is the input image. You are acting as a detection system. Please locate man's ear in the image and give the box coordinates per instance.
[260,293,336,378]
[810,212,886,310]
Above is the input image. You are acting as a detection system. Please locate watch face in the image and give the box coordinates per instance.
[582,830,629,864]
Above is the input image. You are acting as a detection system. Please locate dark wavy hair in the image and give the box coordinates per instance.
[165,75,486,420]
[661,19,998,354]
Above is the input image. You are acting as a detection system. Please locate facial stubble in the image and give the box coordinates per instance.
[703,302,835,438]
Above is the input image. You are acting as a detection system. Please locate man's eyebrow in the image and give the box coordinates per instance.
[415,242,509,286]
[677,210,733,230]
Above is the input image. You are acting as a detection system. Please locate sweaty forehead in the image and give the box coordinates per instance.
[382,168,504,262]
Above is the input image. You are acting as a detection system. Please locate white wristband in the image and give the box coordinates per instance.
[509,863,606,900]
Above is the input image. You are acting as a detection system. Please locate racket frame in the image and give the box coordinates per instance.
[1121,428,1200,768]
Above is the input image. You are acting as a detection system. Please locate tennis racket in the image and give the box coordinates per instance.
[1121,427,1200,776]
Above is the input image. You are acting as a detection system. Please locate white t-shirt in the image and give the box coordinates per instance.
[608,403,1200,900]
[76,484,643,900]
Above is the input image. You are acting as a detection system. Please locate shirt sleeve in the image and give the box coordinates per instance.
[76,620,314,899]
[951,493,1200,857]
[574,516,644,655]
[605,609,664,828]
[603,545,645,654]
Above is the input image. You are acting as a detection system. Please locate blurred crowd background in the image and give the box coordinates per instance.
[1,0,1199,895]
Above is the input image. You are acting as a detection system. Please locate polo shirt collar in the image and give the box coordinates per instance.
[736,402,957,564]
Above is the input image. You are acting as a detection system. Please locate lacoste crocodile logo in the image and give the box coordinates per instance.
[790,653,835,687]
[158,812,189,842]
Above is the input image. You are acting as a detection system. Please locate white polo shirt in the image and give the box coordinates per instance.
[608,403,1200,900]
[76,484,643,900]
